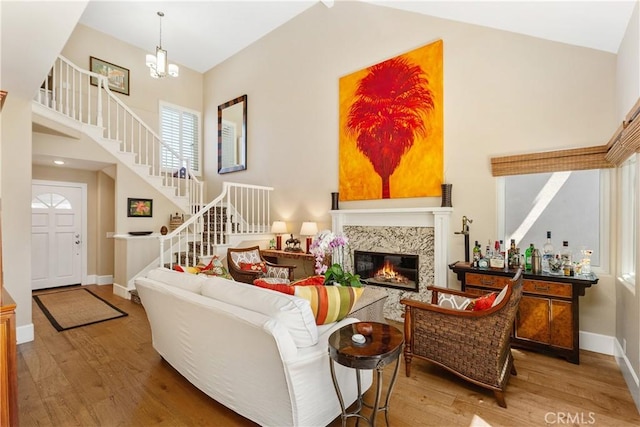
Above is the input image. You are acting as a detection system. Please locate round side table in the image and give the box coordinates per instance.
[328,322,404,427]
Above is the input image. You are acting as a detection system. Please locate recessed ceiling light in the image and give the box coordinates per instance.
[54,160,65,165]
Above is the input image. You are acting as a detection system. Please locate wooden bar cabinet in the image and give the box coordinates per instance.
[450,262,598,364]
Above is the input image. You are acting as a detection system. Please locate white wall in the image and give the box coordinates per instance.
[203,1,618,336]
[615,0,640,405]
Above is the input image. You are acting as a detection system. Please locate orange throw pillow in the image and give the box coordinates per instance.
[291,275,326,287]
[467,292,497,311]
[239,262,267,273]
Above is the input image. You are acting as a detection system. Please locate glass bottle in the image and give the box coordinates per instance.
[508,239,516,268]
[525,243,534,271]
[561,241,572,276]
[472,240,481,267]
[490,240,505,269]
[542,231,554,273]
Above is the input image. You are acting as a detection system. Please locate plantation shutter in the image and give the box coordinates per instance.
[160,102,201,174]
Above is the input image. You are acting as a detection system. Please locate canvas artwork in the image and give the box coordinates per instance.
[339,39,443,200]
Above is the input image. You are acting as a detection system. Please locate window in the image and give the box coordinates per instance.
[499,169,608,271]
[160,101,201,176]
[31,193,72,209]
[620,154,637,289]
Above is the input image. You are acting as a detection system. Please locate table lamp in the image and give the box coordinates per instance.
[271,221,287,250]
[300,221,318,254]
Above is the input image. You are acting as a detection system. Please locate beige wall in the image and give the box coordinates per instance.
[203,1,618,336]
[615,1,640,391]
[1,96,33,330]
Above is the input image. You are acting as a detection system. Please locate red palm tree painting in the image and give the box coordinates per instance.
[339,40,443,200]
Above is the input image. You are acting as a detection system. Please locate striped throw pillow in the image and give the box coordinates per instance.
[294,285,363,325]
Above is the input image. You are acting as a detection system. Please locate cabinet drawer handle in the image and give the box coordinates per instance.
[481,278,495,286]
[535,284,550,292]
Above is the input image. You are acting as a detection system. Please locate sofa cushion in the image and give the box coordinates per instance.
[239,261,267,273]
[294,285,364,325]
[467,292,497,311]
[201,276,318,347]
[147,267,206,294]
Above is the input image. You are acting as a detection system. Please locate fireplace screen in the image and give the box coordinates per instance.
[354,250,419,292]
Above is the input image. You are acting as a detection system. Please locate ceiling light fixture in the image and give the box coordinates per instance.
[53,160,65,165]
[145,11,179,79]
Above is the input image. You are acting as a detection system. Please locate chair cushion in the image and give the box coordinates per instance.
[293,285,364,325]
[239,261,267,273]
[437,293,473,310]
[491,284,509,307]
[467,292,497,311]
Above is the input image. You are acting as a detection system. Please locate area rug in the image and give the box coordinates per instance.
[33,288,128,331]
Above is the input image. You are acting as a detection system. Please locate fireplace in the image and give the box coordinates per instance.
[354,250,419,292]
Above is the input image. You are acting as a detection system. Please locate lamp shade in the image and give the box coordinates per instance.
[300,222,318,236]
[271,221,287,234]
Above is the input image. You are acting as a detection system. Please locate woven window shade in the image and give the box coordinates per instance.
[491,97,640,176]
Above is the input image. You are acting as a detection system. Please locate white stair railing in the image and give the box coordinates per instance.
[34,55,203,214]
[160,182,273,269]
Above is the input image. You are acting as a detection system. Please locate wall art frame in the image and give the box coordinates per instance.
[90,56,130,96]
[127,198,152,218]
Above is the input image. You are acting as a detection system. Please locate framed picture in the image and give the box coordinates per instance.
[127,198,152,218]
[90,56,130,96]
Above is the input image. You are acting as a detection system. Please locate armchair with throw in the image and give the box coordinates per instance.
[400,269,523,408]
[227,246,296,284]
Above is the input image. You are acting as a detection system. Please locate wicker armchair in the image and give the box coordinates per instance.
[227,246,296,284]
[400,269,523,408]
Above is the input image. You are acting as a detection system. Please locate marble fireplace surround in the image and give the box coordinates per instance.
[330,208,452,321]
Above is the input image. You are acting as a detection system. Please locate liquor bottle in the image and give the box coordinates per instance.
[542,231,554,273]
[508,239,516,268]
[490,240,505,269]
[561,241,572,276]
[525,243,534,270]
[472,241,481,267]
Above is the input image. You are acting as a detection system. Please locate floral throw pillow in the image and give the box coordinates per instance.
[239,261,267,273]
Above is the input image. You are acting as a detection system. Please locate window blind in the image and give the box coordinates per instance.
[491,98,640,176]
[160,102,201,174]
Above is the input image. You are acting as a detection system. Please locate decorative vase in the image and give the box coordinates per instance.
[160,225,168,235]
[441,184,452,208]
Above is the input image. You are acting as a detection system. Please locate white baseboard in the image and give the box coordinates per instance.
[84,274,113,285]
[579,330,615,355]
[17,323,34,344]
[113,282,133,300]
[614,338,640,413]
[96,275,113,285]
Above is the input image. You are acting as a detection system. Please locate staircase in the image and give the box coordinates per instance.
[32,55,276,286]
[32,55,203,214]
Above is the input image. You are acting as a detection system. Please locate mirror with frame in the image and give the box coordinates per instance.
[218,94,247,174]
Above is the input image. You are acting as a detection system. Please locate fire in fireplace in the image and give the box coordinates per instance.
[354,250,419,292]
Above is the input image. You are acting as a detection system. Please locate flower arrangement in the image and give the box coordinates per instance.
[309,230,361,287]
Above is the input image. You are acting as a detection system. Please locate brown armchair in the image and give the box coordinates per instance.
[400,269,523,408]
[227,246,296,284]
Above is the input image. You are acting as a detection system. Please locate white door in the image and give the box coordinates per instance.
[31,183,84,290]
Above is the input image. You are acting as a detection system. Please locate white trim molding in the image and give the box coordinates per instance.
[615,338,640,412]
[17,323,34,344]
[330,207,453,287]
[579,330,615,355]
[113,282,133,300]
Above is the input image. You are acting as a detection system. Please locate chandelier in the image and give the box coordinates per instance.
[145,11,179,78]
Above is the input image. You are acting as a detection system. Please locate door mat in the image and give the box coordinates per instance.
[33,288,128,332]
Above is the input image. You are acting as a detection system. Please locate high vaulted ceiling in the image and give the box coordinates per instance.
[78,0,637,74]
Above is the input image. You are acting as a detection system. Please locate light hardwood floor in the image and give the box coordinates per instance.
[19,285,640,426]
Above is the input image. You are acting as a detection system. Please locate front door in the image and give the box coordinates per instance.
[31,182,84,290]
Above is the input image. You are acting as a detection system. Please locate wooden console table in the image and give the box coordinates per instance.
[450,262,598,364]
[261,249,323,279]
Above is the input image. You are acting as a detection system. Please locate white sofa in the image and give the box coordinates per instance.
[134,268,373,427]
